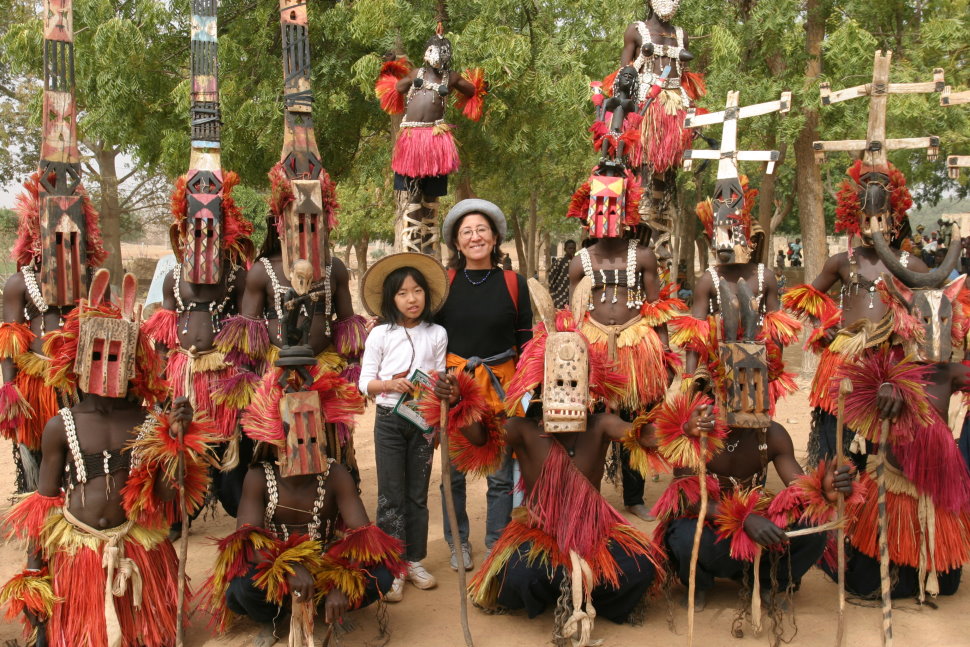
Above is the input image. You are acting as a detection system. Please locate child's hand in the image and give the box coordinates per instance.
[384,378,414,394]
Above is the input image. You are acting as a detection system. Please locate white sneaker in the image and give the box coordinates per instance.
[406,561,437,589]
[385,576,404,602]
[449,542,473,571]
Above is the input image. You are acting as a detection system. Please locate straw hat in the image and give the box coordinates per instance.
[359,252,450,317]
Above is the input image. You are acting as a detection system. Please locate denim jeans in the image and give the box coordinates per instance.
[441,446,514,549]
[374,406,435,562]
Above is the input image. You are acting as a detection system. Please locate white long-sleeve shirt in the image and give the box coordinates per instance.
[358,321,448,408]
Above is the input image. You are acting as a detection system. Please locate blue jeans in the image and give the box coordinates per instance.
[374,406,434,562]
[441,447,514,549]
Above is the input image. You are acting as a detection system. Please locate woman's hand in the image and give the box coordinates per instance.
[433,371,460,405]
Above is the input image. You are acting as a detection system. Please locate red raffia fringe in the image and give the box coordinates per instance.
[766,460,864,528]
[835,161,912,237]
[455,68,487,121]
[714,488,767,562]
[214,314,270,368]
[652,392,726,471]
[328,523,406,575]
[782,283,839,323]
[649,475,722,524]
[166,351,236,440]
[681,71,706,101]
[333,314,367,359]
[810,348,843,411]
[893,413,970,513]
[580,315,662,410]
[640,283,687,326]
[0,382,33,443]
[211,370,261,410]
[761,311,802,348]
[641,100,691,174]
[374,57,411,115]
[391,126,460,178]
[254,534,324,605]
[4,492,64,543]
[142,308,178,349]
[668,315,711,355]
[201,525,278,632]
[171,171,253,265]
[623,414,670,478]
[0,567,57,642]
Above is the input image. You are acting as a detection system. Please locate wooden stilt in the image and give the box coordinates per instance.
[877,418,893,647]
[440,399,474,647]
[835,379,852,647]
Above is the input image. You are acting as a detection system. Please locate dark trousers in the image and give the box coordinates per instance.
[807,408,867,472]
[374,407,434,562]
[226,565,393,623]
[442,447,514,549]
[834,549,962,599]
[620,444,645,507]
[665,518,825,592]
[960,414,970,473]
[494,540,656,624]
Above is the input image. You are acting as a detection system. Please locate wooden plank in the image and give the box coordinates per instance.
[948,155,970,179]
[865,50,892,169]
[682,150,721,160]
[812,139,868,153]
[941,86,970,106]
[820,83,870,105]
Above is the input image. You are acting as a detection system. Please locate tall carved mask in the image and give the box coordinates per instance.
[885,276,964,363]
[74,270,140,398]
[856,170,891,241]
[39,194,87,306]
[542,331,590,433]
[280,179,329,282]
[182,169,223,284]
[711,177,751,264]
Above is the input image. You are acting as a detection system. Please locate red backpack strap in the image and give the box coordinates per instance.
[503,270,519,316]
[448,269,457,285]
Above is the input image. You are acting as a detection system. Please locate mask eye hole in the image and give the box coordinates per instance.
[108,353,118,362]
[556,380,564,387]
[570,380,578,388]
[92,351,101,361]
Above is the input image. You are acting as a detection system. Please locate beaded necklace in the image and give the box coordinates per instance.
[406,68,449,108]
[578,241,644,310]
[263,459,333,541]
[21,266,57,336]
[261,256,334,337]
[173,263,238,336]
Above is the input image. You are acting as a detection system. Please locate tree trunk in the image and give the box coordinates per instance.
[455,174,474,201]
[508,208,526,274]
[354,236,370,275]
[543,230,552,282]
[94,144,124,281]
[526,191,539,278]
[794,0,828,374]
[344,243,353,266]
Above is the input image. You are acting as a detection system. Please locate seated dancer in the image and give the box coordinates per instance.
[423,279,683,644]
[566,159,681,521]
[783,161,928,466]
[205,331,402,645]
[375,23,486,253]
[833,222,970,601]
[662,182,853,623]
[0,270,216,647]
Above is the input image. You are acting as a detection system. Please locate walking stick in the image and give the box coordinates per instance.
[175,347,196,647]
[686,427,708,647]
[290,594,315,647]
[876,418,893,647]
[440,398,474,647]
[835,378,852,647]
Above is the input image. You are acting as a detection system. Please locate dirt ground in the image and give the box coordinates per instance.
[1,376,968,647]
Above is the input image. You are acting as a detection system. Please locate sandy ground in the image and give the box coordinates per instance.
[1,374,969,647]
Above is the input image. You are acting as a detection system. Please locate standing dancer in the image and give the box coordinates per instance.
[617,0,705,258]
[0,270,216,647]
[1,0,107,494]
[215,0,366,479]
[357,253,449,602]
[375,23,486,254]
[142,0,253,518]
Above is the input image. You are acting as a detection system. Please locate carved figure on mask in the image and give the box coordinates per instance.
[1,0,107,494]
[375,22,488,255]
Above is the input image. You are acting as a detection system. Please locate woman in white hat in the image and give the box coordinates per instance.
[436,199,533,570]
[358,253,449,602]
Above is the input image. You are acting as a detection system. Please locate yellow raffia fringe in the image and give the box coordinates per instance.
[35,513,166,557]
[316,350,347,374]
[254,539,324,605]
[189,350,229,374]
[314,557,366,606]
[15,352,49,377]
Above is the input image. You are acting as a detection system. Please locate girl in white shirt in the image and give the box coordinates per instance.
[358,253,449,602]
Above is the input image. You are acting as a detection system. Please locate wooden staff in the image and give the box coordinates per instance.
[289,594,314,647]
[175,347,196,647]
[440,398,474,647]
[876,418,893,647]
[686,428,708,647]
[835,379,852,647]
[750,546,762,634]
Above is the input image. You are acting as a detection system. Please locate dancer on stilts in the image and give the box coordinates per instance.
[424,278,695,647]
[215,0,366,481]
[567,65,682,521]
[375,22,486,254]
[142,0,254,524]
[0,0,107,495]
[0,269,217,647]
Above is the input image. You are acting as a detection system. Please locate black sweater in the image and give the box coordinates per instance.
[435,269,533,359]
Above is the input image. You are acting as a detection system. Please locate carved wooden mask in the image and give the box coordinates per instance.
[280,179,329,282]
[74,272,139,398]
[717,340,770,428]
[39,194,86,306]
[183,169,223,284]
[543,331,589,433]
[587,175,626,239]
[711,177,751,264]
[278,390,329,477]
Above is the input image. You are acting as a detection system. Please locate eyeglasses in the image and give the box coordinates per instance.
[458,226,491,240]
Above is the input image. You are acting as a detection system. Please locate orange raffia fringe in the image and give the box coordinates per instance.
[649,475,722,524]
[202,525,278,632]
[714,488,768,562]
[171,171,254,266]
[622,413,669,479]
[142,307,178,349]
[242,367,365,448]
[681,71,706,101]
[766,460,864,528]
[668,315,711,355]
[835,161,912,237]
[806,310,842,355]
[0,383,33,443]
[165,350,237,440]
[333,314,367,360]
[782,283,839,323]
[847,470,970,571]
[455,67,487,121]
[374,57,412,115]
[121,413,219,529]
[0,322,35,359]
[254,534,324,605]
[761,310,802,348]
[318,524,406,607]
[0,567,57,643]
[4,492,64,543]
[579,314,664,410]
[653,392,726,471]
[640,283,687,326]
[810,348,843,411]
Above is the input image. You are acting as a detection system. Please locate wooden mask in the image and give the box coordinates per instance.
[587,175,626,238]
[182,169,223,284]
[280,178,329,282]
[717,341,770,428]
[278,390,329,477]
[542,331,590,433]
[74,270,140,398]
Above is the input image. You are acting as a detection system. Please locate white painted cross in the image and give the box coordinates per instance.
[941,87,970,178]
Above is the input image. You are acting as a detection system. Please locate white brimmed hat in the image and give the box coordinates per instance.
[442,199,508,251]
